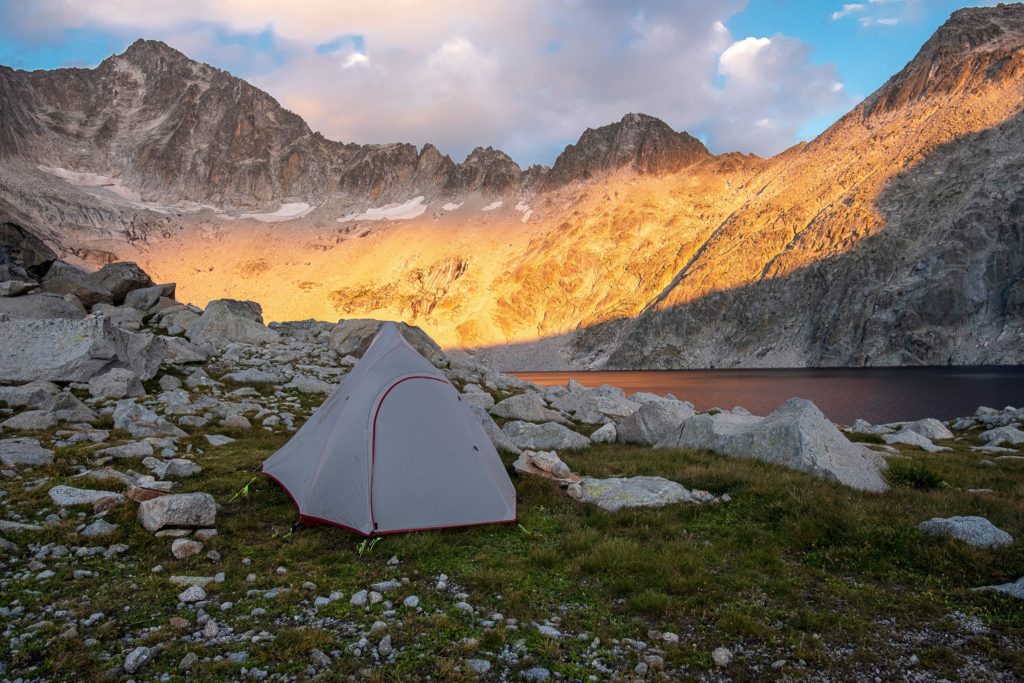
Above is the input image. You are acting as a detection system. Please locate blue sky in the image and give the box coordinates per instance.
[0,1,1007,164]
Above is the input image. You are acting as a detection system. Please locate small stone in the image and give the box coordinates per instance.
[171,538,203,559]
[537,624,561,639]
[81,519,118,538]
[369,591,383,604]
[178,585,207,603]
[370,620,388,634]
[662,631,680,645]
[124,646,153,675]
[350,590,368,607]
[377,635,393,657]
[179,652,199,670]
[403,595,420,609]
[712,646,732,667]
[466,658,491,674]
[522,666,551,681]
[314,597,331,608]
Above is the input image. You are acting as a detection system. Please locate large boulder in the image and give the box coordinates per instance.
[0,292,86,320]
[138,492,216,532]
[550,384,641,423]
[881,429,950,453]
[502,420,590,451]
[0,317,164,382]
[918,516,1014,548]
[979,426,1024,447]
[124,283,175,312]
[328,319,445,365]
[658,399,888,492]
[87,262,154,305]
[48,485,125,508]
[616,400,696,445]
[900,418,954,442]
[0,380,59,409]
[490,393,567,424]
[40,260,113,308]
[187,299,280,345]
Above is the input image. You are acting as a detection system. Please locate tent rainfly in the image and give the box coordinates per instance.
[262,322,517,535]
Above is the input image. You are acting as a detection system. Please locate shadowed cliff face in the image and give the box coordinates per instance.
[1,7,1024,369]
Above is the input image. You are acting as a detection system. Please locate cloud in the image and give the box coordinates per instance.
[831,4,867,21]
[0,1,854,163]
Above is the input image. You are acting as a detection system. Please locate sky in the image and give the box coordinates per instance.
[0,0,1008,165]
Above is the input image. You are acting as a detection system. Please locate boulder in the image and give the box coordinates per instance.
[113,400,187,438]
[570,476,698,512]
[658,399,888,492]
[550,385,641,423]
[882,429,950,453]
[88,368,145,400]
[187,299,280,345]
[0,317,163,382]
[87,262,154,305]
[0,437,53,466]
[616,400,697,446]
[490,393,567,424]
[918,516,1013,548]
[2,391,97,430]
[461,390,495,411]
[512,450,573,479]
[284,374,335,394]
[979,426,1024,447]
[900,418,954,441]
[974,576,1024,599]
[502,421,591,451]
[48,485,125,508]
[0,280,38,297]
[0,221,57,278]
[0,292,86,320]
[329,318,445,365]
[466,403,521,454]
[590,423,617,444]
[40,260,113,308]
[138,492,217,532]
[124,284,174,311]
[162,336,208,364]
[0,380,59,409]
[95,441,155,459]
[152,459,202,479]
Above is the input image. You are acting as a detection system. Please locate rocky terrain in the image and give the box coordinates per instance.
[1,253,1023,679]
[0,6,1022,369]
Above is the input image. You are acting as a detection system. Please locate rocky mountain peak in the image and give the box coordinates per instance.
[546,112,709,188]
[445,146,523,196]
[864,3,1024,117]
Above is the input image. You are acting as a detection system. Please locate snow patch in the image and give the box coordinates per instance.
[515,201,530,212]
[482,201,503,211]
[338,196,428,222]
[39,165,216,215]
[239,202,314,222]
[442,202,463,212]
[521,209,533,223]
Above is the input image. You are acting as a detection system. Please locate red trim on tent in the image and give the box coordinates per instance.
[369,375,449,531]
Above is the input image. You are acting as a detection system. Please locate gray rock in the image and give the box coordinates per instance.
[138,492,217,532]
[900,418,954,441]
[171,538,204,559]
[88,262,155,305]
[153,459,202,479]
[0,292,86,320]
[918,516,1013,548]
[882,429,950,453]
[124,284,170,311]
[522,667,551,681]
[221,368,282,384]
[350,590,368,607]
[88,368,144,400]
[590,422,617,444]
[179,652,199,670]
[162,336,208,363]
[0,279,37,297]
[41,260,113,308]
[0,437,53,466]
[95,441,154,459]
[616,399,696,445]
[113,400,187,438]
[329,318,446,366]
[502,421,590,451]
[187,299,280,345]
[974,576,1024,598]
[81,518,118,538]
[49,485,125,507]
[284,374,334,394]
[658,399,888,492]
[466,658,491,674]
[570,476,697,511]
[205,434,236,447]
[0,316,163,382]
[377,635,393,657]
[979,426,1024,447]
[461,390,495,411]
[0,380,59,409]
[467,403,521,454]
[178,585,207,603]
[158,374,183,391]
[123,646,153,675]
[712,647,733,667]
[490,393,567,424]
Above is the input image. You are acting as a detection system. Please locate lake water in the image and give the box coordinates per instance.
[512,366,1024,425]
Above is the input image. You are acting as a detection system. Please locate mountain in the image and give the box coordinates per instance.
[0,6,1022,370]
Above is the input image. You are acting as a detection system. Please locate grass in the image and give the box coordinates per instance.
[2,408,1024,679]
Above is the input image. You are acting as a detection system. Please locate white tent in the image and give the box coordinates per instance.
[262,322,517,535]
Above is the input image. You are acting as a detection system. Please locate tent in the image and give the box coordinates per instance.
[262,322,517,535]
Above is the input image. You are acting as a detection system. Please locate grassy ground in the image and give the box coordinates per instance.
[3,416,1023,680]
